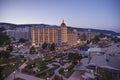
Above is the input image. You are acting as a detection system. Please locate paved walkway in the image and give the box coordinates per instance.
[50,65,68,80]
[32,58,70,80]
[5,71,44,80]
[19,63,27,70]
[49,58,71,80]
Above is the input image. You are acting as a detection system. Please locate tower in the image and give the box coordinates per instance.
[61,20,66,27]
[32,25,35,46]
[61,20,67,44]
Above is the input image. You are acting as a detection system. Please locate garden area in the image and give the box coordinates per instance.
[21,54,63,79]
[0,49,82,80]
[19,52,76,80]
[58,63,75,78]
[0,56,25,78]
[58,52,83,78]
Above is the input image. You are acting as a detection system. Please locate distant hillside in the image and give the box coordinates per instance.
[67,27,120,35]
[0,22,119,35]
[0,23,17,27]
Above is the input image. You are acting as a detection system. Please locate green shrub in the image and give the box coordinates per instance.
[58,68,64,74]
[14,78,24,80]
[35,68,54,79]
[66,63,75,71]
[53,75,63,80]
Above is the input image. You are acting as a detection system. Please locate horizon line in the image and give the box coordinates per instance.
[0,21,119,33]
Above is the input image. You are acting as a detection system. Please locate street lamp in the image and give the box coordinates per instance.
[12,63,15,66]
[38,69,40,72]
[64,69,68,73]
[46,77,49,80]
[38,53,40,57]
[32,65,34,67]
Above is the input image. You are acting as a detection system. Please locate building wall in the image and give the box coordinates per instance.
[67,29,78,46]
[61,27,67,43]
[32,26,60,46]
[5,27,31,40]
[61,21,68,44]
[31,21,87,46]
[32,21,69,46]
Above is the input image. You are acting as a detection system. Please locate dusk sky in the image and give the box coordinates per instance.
[0,0,120,32]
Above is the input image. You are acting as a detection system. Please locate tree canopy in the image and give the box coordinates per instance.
[68,52,82,64]
[35,60,46,69]
[0,32,10,46]
[42,42,47,49]
[29,46,36,54]
[50,43,56,51]
[0,51,10,59]
[111,36,120,43]
[19,38,26,43]
[6,45,13,52]
[90,35,100,44]
[0,27,5,32]
[42,42,56,51]
[80,33,87,41]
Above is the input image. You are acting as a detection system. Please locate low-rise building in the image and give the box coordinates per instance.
[5,27,31,40]
[74,54,120,80]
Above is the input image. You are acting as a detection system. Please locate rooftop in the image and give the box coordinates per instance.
[89,54,120,71]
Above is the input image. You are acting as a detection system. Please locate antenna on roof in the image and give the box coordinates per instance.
[62,20,64,23]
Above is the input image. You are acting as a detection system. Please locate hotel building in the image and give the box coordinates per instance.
[67,29,78,46]
[32,21,68,46]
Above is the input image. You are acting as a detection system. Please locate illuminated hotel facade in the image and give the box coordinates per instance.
[67,29,78,46]
[32,21,68,46]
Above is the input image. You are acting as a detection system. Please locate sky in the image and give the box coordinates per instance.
[0,0,120,32]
